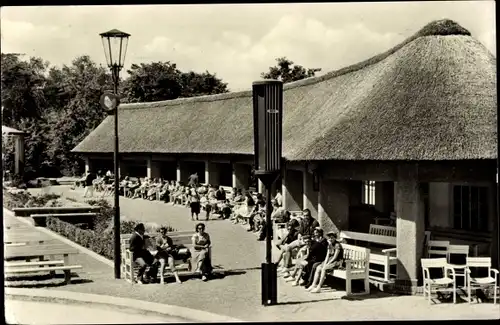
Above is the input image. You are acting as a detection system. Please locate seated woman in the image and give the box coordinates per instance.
[282,235,313,284]
[192,223,213,281]
[307,232,345,293]
[154,227,183,284]
[146,179,160,200]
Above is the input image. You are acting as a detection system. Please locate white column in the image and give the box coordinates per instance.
[14,135,24,175]
[205,161,210,185]
[395,166,425,292]
[176,161,181,182]
[84,157,90,174]
[147,159,152,178]
[303,170,318,218]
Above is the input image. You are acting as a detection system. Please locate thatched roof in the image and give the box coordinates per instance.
[73,19,497,161]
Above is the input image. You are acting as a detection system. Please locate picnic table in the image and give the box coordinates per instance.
[4,226,83,284]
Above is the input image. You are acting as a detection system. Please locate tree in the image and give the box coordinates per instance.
[43,56,112,175]
[1,53,48,126]
[261,57,321,83]
[124,61,228,103]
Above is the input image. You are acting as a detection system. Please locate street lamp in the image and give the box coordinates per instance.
[252,79,283,306]
[100,29,130,279]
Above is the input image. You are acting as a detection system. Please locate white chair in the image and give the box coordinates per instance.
[421,258,457,304]
[427,240,449,258]
[447,244,469,287]
[466,257,499,304]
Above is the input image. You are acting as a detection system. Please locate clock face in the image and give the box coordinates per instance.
[100,92,119,112]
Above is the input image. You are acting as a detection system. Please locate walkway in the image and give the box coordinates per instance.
[6,299,179,324]
[12,186,499,321]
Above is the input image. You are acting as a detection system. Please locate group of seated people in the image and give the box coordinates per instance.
[274,209,346,293]
[129,222,213,284]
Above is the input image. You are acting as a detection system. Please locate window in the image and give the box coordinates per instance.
[362,181,376,205]
[453,185,489,231]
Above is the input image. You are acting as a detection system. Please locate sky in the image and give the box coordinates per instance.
[1,2,496,92]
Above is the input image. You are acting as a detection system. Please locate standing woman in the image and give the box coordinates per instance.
[192,223,213,281]
[190,189,201,221]
[307,232,345,293]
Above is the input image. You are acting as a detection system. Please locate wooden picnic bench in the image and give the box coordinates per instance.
[4,243,82,284]
[121,231,198,284]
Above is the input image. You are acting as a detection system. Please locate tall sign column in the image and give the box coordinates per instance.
[252,79,283,306]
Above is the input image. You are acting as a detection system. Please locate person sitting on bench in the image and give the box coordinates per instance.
[129,223,157,284]
[301,228,328,289]
[282,235,313,284]
[275,219,300,267]
[307,231,345,293]
[280,209,319,270]
[215,186,226,201]
[154,227,183,284]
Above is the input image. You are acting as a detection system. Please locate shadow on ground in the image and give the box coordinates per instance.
[5,273,93,288]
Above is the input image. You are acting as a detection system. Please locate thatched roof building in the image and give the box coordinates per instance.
[73,19,497,161]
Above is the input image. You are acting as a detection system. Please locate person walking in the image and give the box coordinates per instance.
[83,170,96,198]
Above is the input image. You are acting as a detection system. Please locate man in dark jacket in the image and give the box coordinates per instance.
[129,223,156,284]
[215,186,226,201]
[83,171,96,198]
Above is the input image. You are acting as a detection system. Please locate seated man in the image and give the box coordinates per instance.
[129,223,157,284]
[280,209,319,272]
[220,199,233,220]
[215,186,227,201]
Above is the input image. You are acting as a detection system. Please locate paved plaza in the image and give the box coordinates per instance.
[4,185,497,322]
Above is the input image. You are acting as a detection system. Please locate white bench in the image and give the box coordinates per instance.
[121,232,195,284]
[5,260,82,284]
[340,227,397,283]
[369,224,396,237]
[329,243,371,296]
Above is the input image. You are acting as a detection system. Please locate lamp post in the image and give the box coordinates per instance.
[252,79,283,306]
[99,29,130,279]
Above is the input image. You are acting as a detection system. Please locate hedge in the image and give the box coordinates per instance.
[47,217,115,259]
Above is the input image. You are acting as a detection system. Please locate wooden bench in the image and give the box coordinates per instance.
[5,262,83,284]
[4,244,82,284]
[369,224,396,237]
[121,232,197,284]
[328,243,371,296]
[340,229,396,283]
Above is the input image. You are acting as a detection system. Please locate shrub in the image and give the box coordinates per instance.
[2,190,61,209]
[46,215,176,260]
[47,217,114,260]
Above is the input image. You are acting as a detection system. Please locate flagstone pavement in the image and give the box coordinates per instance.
[5,185,499,322]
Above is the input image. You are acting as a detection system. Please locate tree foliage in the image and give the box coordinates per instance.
[261,57,321,83]
[1,53,230,178]
[124,61,228,103]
